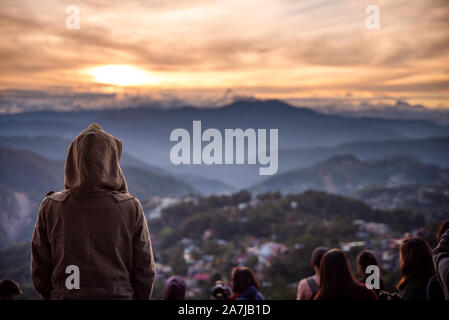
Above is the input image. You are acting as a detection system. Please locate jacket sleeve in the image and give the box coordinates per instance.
[30,198,53,300]
[131,200,156,300]
[433,229,449,299]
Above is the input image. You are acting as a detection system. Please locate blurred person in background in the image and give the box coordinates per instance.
[211,280,231,300]
[397,237,435,300]
[163,276,186,300]
[231,266,264,300]
[0,279,22,300]
[356,250,385,296]
[314,249,377,300]
[296,247,329,300]
[432,219,449,300]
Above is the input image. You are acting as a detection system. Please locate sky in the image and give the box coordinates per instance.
[1,0,449,111]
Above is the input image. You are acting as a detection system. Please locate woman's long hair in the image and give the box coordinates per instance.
[316,249,360,299]
[231,266,259,294]
[397,237,435,291]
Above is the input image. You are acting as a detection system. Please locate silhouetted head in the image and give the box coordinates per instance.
[357,250,380,279]
[436,219,449,244]
[317,249,358,299]
[211,280,231,300]
[311,247,329,271]
[397,237,435,291]
[0,279,22,300]
[231,266,259,294]
[65,123,128,195]
[163,276,186,300]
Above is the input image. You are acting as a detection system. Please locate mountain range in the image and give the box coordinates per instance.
[2,99,447,187]
[252,154,449,196]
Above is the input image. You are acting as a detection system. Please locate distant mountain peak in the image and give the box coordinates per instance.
[223,98,318,115]
[322,153,361,164]
[252,154,449,196]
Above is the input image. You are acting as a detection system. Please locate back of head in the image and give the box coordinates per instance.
[357,250,380,277]
[65,123,128,195]
[211,280,231,300]
[311,247,329,270]
[0,279,22,299]
[164,276,186,300]
[398,237,435,290]
[231,266,259,294]
[318,249,357,299]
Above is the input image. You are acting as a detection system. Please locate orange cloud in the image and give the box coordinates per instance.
[0,0,448,108]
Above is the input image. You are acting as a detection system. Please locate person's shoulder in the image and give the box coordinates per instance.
[45,190,70,202]
[355,281,378,300]
[298,277,307,286]
[111,191,137,203]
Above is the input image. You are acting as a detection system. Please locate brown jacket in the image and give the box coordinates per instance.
[31,123,155,300]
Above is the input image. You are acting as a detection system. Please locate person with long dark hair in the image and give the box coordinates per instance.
[314,249,377,300]
[231,266,264,300]
[356,250,385,296]
[397,237,435,300]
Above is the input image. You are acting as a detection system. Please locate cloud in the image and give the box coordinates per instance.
[0,0,448,108]
[2,89,448,126]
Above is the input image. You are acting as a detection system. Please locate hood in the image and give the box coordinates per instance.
[64,123,128,194]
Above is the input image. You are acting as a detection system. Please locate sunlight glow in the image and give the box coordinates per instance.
[87,65,160,86]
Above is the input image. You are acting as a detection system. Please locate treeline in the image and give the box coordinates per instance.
[152,190,426,247]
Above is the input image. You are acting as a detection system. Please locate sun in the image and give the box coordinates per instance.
[87,65,159,86]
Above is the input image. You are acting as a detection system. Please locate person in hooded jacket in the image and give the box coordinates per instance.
[31,123,156,300]
[231,266,264,300]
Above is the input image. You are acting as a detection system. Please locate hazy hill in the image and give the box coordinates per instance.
[176,174,234,195]
[122,166,195,199]
[279,136,449,172]
[0,136,234,194]
[252,154,449,195]
[353,185,449,214]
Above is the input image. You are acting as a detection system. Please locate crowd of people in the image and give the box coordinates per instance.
[155,220,448,301]
[1,124,447,301]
